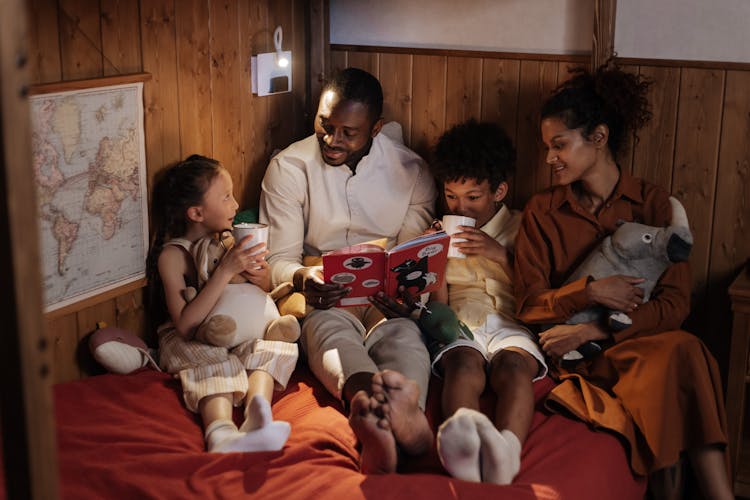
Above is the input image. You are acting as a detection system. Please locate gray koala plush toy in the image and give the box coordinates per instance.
[559,196,693,364]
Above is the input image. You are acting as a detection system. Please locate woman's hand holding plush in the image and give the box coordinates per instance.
[586,275,645,313]
[538,322,609,359]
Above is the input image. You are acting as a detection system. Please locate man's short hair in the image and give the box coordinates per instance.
[430,119,516,191]
[322,67,383,121]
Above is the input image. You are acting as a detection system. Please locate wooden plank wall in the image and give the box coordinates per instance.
[333,46,750,380]
[26,0,309,383]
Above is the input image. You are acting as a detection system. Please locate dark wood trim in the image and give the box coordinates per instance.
[44,278,148,320]
[330,44,750,73]
[308,0,329,106]
[1,0,59,497]
[331,44,590,64]
[617,57,750,71]
[28,72,151,95]
[593,0,617,69]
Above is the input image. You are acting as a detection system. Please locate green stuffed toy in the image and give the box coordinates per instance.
[417,301,474,344]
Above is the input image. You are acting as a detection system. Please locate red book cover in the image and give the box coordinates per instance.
[323,232,450,307]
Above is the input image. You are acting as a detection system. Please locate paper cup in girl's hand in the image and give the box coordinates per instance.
[233,223,268,255]
[442,215,476,258]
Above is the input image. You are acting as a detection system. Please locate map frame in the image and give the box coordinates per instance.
[29,73,151,313]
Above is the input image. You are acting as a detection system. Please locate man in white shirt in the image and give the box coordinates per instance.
[260,68,436,473]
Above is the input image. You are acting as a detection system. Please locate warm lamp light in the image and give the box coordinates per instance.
[250,25,292,96]
[274,26,290,68]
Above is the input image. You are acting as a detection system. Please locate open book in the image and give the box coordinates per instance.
[322,231,450,307]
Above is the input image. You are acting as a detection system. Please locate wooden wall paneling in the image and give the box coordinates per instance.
[410,54,446,160]
[27,0,62,84]
[100,0,142,76]
[308,0,329,116]
[613,64,638,175]
[239,0,270,210]
[631,66,680,188]
[2,0,59,493]
[49,313,81,383]
[444,56,482,131]
[59,0,104,80]
[140,0,181,186]
[291,0,309,140]
[671,68,725,342]
[480,59,520,140]
[75,299,117,376]
[347,51,379,78]
[708,69,750,379]
[330,49,347,73]
[514,60,559,206]
[379,52,413,146]
[116,289,145,338]
[175,0,213,159]
[209,0,243,184]
[480,58,520,208]
[268,0,296,153]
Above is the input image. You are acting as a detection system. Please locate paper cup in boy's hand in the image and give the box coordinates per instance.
[232,222,268,255]
[442,215,476,258]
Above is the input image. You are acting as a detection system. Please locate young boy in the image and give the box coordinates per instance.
[420,120,547,484]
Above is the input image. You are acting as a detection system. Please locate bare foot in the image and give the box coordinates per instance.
[371,370,434,456]
[349,390,398,474]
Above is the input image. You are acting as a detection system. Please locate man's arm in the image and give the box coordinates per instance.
[259,157,307,286]
[396,162,437,244]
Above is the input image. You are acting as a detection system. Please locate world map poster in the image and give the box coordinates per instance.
[29,81,148,312]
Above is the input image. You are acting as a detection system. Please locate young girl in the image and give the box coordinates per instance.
[513,63,731,498]
[147,154,299,453]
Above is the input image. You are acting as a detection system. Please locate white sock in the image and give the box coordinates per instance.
[436,408,482,482]
[240,394,272,433]
[205,419,243,453]
[206,416,291,453]
[473,417,522,485]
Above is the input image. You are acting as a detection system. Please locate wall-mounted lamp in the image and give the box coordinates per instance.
[251,25,292,96]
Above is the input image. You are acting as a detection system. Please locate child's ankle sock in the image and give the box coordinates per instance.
[206,416,291,453]
[205,419,243,453]
[240,394,272,433]
[436,408,482,482]
[474,421,522,485]
[240,420,291,452]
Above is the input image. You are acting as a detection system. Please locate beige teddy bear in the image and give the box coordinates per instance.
[184,232,300,348]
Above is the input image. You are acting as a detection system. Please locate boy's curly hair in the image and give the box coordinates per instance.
[430,119,516,191]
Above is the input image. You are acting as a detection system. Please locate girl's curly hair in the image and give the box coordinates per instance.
[541,59,652,158]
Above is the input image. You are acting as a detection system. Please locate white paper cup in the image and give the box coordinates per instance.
[442,215,476,258]
[233,223,268,255]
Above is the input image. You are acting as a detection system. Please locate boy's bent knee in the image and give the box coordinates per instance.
[490,349,538,379]
[442,347,486,376]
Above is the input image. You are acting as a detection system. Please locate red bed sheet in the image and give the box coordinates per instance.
[2,366,645,499]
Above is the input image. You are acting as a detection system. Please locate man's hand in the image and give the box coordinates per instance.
[368,286,419,319]
[293,266,350,309]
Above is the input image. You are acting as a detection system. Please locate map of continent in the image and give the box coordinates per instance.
[30,82,148,311]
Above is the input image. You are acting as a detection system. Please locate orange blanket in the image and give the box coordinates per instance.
[1,366,645,499]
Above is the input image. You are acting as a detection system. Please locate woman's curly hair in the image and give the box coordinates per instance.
[541,59,652,158]
[430,119,516,192]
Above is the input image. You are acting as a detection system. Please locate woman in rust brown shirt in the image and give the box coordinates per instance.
[513,62,731,499]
